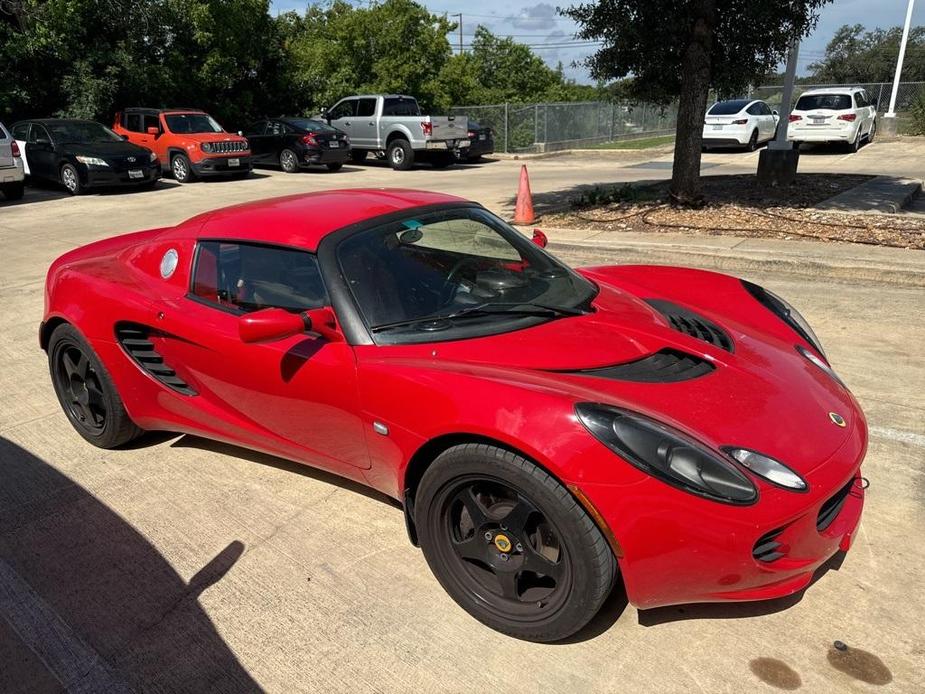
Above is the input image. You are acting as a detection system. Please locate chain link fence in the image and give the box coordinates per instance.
[749,81,925,113]
[449,101,678,153]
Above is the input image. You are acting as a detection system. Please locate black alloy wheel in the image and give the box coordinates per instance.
[48,324,143,448]
[416,444,616,642]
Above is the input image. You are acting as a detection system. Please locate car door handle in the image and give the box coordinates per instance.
[344,121,351,126]
[368,122,375,126]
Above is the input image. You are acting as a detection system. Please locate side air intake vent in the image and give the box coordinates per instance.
[753,527,786,563]
[645,299,734,353]
[115,323,197,396]
[564,349,715,383]
[817,479,854,532]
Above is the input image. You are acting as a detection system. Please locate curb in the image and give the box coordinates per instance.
[546,239,925,288]
[814,176,923,214]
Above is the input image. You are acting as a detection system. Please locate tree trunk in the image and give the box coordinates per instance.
[670,0,716,207]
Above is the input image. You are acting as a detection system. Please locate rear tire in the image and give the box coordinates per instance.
[848,128,861,153]
[387,139,414,170]
[279,148,299,173]
[415,443,617,642]
[746,130,759,152]
[867,120,876,144]
[1,181,24,200]
[48,323,143,449]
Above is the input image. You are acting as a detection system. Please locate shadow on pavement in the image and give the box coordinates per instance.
[1,179,182,208]
[0,436,260,693]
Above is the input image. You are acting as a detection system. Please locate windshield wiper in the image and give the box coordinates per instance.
[370,302,586,333]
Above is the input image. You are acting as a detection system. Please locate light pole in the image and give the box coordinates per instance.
[757,39,801,186]
[452,13,463,54]
[883,0,915,135]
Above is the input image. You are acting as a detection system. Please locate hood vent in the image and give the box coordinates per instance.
[645,299,734,353]
[564,349,715,383]
[115,323,197,396]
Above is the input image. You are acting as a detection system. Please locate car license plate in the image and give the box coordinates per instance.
[329,141,339,148]
[128,169,143,179]
[228,158,239,167]
[711,125,723,130]
[479,134,486,140]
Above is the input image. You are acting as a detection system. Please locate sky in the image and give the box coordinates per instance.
[271,0,925,83]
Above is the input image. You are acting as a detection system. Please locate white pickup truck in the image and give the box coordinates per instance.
[322,94,468,170]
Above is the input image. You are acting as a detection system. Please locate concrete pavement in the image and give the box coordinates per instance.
[1,144,924,693]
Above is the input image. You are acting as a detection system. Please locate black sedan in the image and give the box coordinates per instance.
[243,118,350,172]
[457,120,494,161]
[10,119,159,195]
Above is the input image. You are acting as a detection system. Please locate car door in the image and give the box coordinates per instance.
[123,112,157,152]
[25,124,57,181]
[351,98,379,148]
[155,239,371,472]
[243,121,270,162]
[327,99,359,142]
[11,123,31,175]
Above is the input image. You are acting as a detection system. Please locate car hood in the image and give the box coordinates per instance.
[364,267,862,475]
[172,132,246,144]
[63,141,152,158]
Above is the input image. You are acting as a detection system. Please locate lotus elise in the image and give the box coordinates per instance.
[42,189,867,641]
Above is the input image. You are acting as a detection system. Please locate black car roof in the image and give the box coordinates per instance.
[124,107,205,114]
[17,118,103,124]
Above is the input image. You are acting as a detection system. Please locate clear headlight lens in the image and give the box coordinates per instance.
[742,280,825,358]
[576,403,757,504]
[76,156,108,167]
[149,151,157,163]
[723,447,807,491]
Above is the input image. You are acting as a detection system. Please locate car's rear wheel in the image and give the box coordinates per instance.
[848,128,861,153]
[415,443,617,642]
[746,129,759,152]
[48,323,143,448]
[279,148,299,173]
[60,163,84,195]
[387,139,414,170]
[171,154,194,183]
[867,120,876,143]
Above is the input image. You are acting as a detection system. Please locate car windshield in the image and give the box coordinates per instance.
[336,207,598,344]
[707,100,749,115]
[165,113,223,134]
[287,118,337,133]
[46,121,122,144]
[795,94,851,111]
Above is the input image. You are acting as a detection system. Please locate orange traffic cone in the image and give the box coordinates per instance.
[513,165,536,225]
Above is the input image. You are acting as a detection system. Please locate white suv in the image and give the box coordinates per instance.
[0,121,25,200]
[787,87,877,152]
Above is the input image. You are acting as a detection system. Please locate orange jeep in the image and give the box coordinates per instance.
[113,108,251,183]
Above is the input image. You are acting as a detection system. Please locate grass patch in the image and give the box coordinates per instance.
[570,182,663,209]
[585,135,675,150]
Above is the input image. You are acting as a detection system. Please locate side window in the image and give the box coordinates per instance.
[244,121,267,137]
[854,92,866,108]
[760,103,772,115]
[267,121,285,136]
[745,104,760,116]
[125,113,143,132]
[356,98,376,118]
[11,123,30,140]
[328,100,356,120]
[29,125,51,143]
[191,241,328,313]
[143,115,160,132]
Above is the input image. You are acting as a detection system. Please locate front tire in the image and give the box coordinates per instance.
[48,323,143,448]
[415,444,617,642]
[171,153,194,183]
[60,163,84,195]
[387,139,414,170]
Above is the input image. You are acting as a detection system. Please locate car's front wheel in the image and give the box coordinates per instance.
[60,163,84,195]
[48,323,143,448]
[415,443,617,642]
[171,153,194,183]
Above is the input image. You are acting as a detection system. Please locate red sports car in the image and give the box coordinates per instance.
[42,189,866,641]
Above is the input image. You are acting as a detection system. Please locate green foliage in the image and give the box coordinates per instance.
[908,90,925,136]
[570,183,659,208]
[563,0,831,104]
[809,24,925,83]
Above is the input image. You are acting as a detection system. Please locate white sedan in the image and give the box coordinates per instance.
[702,99,779,151]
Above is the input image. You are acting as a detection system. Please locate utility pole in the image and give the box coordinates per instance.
[452,13,463,54]
[757,38,800,186]
[883,0,915,136]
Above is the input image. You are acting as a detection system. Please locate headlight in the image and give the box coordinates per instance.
[75,156,108,167]
[723,448,807,491]
[796,345,845,388]
[742,280,825,358]
[201,142,213,153]
[576,403,757,504]
[149,151,157,163]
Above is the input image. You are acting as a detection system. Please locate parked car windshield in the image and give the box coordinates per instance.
[46,121,122,144]
[336,207,597,344]
[707,100,749,115]
[286,118,338,133]
[165,113,223,134]
[795,94,852,111]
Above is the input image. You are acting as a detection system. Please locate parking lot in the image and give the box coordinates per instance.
[1,146,924,692]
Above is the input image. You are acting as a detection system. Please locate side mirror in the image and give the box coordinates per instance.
[239,308,307,343]
[531,229,548,248]
[146,126,159,135]
[772,110,779,116]
[304,306,343,342]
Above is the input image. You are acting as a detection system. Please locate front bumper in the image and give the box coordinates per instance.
[579,416,867,609]
[191,155,252,176]
[84,164,161,188]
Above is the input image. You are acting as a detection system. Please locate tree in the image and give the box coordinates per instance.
[563,0,831,205]
[809,24,925,84]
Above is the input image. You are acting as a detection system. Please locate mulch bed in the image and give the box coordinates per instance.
[544,175,925,250]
